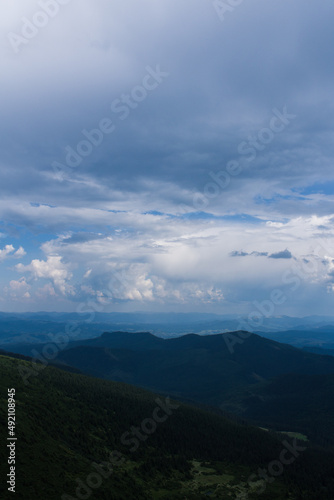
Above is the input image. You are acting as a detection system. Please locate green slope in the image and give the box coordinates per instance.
[46,331,334,447]
[2,354,334,499]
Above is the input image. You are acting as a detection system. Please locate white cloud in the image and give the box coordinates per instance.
[0,244,26,261]
[17,213,332,312]
[0,244,15,261]
[5,277,31,300]
[36,283,57,299]
[1,212,333,313]
[16,255,73,296]
[83,269,92,279]
[14,246,26,258]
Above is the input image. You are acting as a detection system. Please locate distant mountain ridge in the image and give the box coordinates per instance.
[258,326,334,348]
[1,312,334,346]
[39,330,334,450]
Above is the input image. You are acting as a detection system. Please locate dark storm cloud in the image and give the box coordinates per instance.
[230,249,293,259]
[1,0,334,214]
[269,249,293,260]
[230,250,249,257]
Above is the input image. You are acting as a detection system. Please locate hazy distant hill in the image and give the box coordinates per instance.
[257,326,334,348]
[1,312,334,345]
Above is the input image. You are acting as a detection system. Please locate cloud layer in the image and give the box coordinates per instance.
[1,1,334,314]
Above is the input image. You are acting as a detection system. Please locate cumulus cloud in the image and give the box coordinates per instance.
[36,283,57,299]
[5,277,31,300]
[74,261,225,306]
[0,244,26,261]
[0,245,15,261]
[15,256,73,296]
[0,213,332,313]
[14,246,26,258]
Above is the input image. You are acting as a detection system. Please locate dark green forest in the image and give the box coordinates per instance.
[41,331,334,450]
[1,353,334,499]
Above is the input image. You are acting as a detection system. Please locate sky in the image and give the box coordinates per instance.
[0,0,334,315]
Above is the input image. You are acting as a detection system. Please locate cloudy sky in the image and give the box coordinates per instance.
[0,0,334,315]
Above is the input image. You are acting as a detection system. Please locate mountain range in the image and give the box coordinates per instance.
[4,329,334,451]
[2,316,334,498]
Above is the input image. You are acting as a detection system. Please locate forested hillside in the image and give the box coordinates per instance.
[1,353,334,499]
